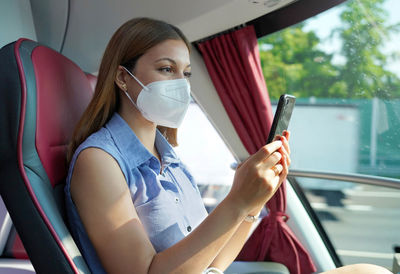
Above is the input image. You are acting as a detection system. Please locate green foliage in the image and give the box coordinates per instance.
[338,0,400,98]
[259,0,400,100]
[259,24,342,99]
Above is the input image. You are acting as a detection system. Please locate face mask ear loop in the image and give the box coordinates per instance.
[119,67,141,109]
[123,89,138,107]
[122,66,147,90]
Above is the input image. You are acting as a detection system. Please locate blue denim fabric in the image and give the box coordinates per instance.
[65,113,208,273]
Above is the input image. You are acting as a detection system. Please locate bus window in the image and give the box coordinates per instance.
[260,0,400,178]
[175,101,236,213]
[259,0,400,269]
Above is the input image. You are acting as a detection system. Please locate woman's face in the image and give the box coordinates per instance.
[125,39,191,95]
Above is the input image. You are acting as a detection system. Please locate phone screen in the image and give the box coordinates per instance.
[267,95,296,143]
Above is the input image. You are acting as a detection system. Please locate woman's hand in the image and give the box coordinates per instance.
[226,131,291,217]
[277,130,291,180]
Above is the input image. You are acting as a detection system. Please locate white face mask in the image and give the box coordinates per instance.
[122,66,191,128]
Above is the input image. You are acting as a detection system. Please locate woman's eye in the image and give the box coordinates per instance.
[159,67,173,73]
[184,71,192,78]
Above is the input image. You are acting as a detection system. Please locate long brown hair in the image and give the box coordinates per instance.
[67,18,190,163]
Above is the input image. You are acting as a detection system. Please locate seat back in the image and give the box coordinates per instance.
[0,38,94,273]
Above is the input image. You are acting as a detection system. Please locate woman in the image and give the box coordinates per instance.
[65,18,390,274]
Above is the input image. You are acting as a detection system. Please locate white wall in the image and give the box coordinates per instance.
[287,104,359,190]
[288,105,359,173]
[0,0,36,49]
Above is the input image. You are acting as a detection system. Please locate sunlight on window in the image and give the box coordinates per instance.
[175,102,236,211]
[260,0,400,179]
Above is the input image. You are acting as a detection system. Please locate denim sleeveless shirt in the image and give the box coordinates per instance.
[64,113,208,273]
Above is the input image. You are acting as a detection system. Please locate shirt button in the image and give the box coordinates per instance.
[187,226,192,232]
[175,197,179,203]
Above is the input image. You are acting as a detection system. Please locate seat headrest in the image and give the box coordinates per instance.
[86,73,97,92]
[27,41,93,186]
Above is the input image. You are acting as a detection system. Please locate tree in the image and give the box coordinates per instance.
[336,0,400,99]
[259,23,345,99]
[258,0,400,99]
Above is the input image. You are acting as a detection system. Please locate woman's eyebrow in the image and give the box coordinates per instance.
[154,57,191,68]
[154,57,176,64]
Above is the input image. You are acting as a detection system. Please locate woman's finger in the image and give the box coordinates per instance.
[278,145,288,159]
[283,130,290,142]
[280,154,289,179]
[280,135,291,155]
[251,141,282,164]
[280,147,291,167]
[266,163,285,196]
[273,134,282,142]
[261,151,282,169]
[269,164,283,177]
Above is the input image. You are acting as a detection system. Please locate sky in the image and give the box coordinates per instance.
[303,0,400,75]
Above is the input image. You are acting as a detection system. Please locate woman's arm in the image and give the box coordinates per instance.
[207,218,254,271]
[208,134,291,271]
[71,141,284,274]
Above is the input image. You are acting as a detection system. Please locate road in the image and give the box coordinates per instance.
[199,182,400,269]
[303,185,400,269]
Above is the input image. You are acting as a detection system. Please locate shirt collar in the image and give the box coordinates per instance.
[105,113,180,170]
[155,130,180,166]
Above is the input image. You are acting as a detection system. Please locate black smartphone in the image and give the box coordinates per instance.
[267,94,296,143]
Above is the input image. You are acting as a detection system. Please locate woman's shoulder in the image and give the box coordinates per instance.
[67,126,129,183]
[75,127,117,159]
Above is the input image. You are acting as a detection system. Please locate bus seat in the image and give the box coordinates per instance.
[0,197,13,256]
[0,38,93,273]
[226,261,289,274]
[3,227,29,260]
[85,73,97,92]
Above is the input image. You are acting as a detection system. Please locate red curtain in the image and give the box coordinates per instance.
[197,25,316,274]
